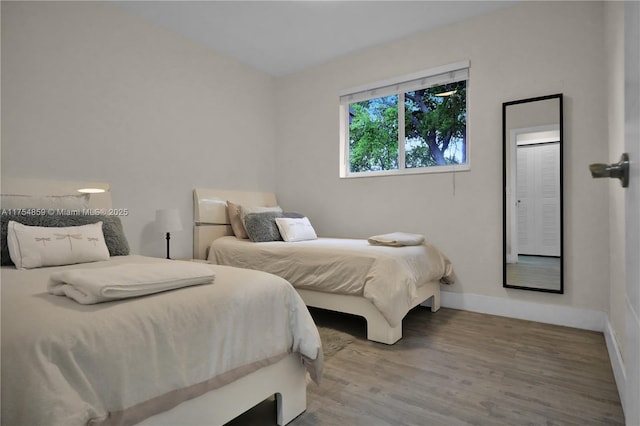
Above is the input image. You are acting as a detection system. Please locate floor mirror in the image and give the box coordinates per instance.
[503,94,563,293]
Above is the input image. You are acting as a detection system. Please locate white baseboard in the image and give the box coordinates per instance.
[623,296,640,425]
[435,291,607,331]
[604,319,627,416]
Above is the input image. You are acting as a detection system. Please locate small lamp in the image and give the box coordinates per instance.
[156,209,183,259]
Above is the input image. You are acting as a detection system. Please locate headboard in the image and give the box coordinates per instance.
[193,188,277,260]
[1,177,112,209]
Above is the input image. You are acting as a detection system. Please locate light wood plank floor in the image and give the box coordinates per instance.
[227,307,624,425]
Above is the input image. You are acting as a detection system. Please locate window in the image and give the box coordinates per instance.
[339,61,469,178]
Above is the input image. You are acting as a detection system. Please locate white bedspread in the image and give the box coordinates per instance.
[48,262,215,304]
[209,237,454,327]
[1,256,322,426]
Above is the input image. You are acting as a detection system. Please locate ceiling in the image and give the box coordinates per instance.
[115,1,517,77]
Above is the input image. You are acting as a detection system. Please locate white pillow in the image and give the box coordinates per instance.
[275,217,318,242]
[7,221,110,270]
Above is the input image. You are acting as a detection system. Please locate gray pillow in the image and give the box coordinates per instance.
[1,213,130,265]
[283,211,305,219]
[243,211,283,242]
[243,211,308,242]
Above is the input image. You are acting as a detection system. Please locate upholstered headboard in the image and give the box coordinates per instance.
[1,177,112,210]
[193,188,277,260]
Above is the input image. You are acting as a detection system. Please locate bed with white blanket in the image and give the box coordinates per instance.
[193,188,454,345]
[1,179,322,426]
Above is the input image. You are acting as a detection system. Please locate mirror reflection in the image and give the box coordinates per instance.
[503,94,563,293]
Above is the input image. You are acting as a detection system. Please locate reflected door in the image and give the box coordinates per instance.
[517,143,560,256]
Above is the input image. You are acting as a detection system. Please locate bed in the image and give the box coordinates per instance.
[1,179,322,426]
[193,188,454,345]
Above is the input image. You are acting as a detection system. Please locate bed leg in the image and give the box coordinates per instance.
[275,358,307,425]
[366,314,402,345]
[430,293,441,312]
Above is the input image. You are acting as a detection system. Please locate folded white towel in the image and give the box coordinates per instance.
[367,232,425,247]
[48,262,215,304]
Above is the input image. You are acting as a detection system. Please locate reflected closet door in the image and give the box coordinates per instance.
[516,143,560,257]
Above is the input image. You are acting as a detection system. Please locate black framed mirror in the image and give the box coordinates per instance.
[503,94,563,293]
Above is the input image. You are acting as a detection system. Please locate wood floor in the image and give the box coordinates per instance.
[227,307,624,426]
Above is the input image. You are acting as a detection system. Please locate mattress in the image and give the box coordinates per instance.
[1,255,322,426]
[208,236,453,327]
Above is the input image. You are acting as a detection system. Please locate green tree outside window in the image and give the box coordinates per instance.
[348,80,467,174]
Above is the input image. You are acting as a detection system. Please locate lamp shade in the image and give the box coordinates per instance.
[156,209,182,233]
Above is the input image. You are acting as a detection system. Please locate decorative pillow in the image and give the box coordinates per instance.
[1,194,90,210]
[282,211,305,219]
[227,203,282,239]
[240,205,282,225]
[243,212,284,242]
[1,213,129,266]
[275,217,318,242]
[7,221,110,269]
[226,201,248,239]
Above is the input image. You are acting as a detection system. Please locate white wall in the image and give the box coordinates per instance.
[1,2,277,258]
[274,2,610,314]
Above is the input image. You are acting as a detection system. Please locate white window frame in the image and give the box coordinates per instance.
[339,60,470,178]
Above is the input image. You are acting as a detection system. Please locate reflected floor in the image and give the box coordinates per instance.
[506,255,560,291]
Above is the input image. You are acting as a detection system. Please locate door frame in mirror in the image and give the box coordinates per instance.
[502,93,563,293]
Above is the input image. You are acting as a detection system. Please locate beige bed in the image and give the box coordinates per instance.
[1,179,322,426]
[193,188,453,345]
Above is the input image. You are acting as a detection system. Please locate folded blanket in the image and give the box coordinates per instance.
[367,232,425,247]
[48,262,215,304]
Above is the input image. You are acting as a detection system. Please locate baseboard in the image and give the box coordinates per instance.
[604,318,627,416]
[623,296,640,425]
[434,291,607,331]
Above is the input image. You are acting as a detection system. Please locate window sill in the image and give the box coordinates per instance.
[340,164,470,179]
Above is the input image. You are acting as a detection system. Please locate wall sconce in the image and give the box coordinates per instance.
[76,188,107,194]
[155,209,183,259]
